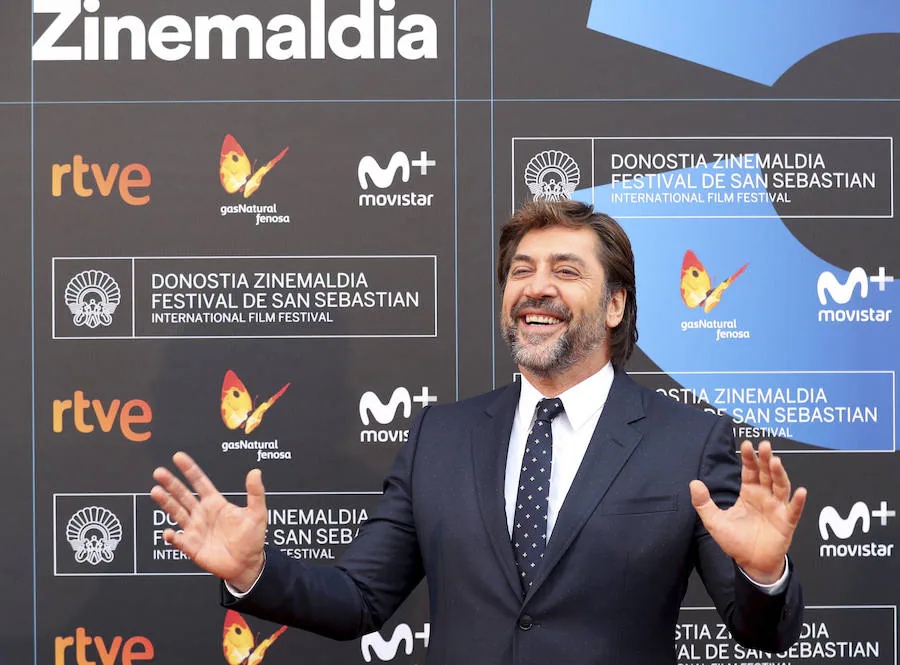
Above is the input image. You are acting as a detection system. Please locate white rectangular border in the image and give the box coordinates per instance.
[630,370,896,453]
[512,136,894,219]
[53,491,382,577]
[679,605,897,665]
[52,255,439,340]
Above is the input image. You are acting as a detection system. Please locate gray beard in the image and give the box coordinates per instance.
[501,298,607,376]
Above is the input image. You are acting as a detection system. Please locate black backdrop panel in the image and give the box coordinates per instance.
[11,1,900,664]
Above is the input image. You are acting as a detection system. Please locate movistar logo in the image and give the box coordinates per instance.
[819,502,871,540]
[33,0,438,62]
[361,623,429,662]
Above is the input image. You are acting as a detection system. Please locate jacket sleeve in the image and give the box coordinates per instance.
[692,416,804,653]
[221,407,429,640]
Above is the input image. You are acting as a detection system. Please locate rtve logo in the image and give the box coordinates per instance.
[818,500,895,559]
[361,623,429,662]
[52,155,151,206]
[53,391,153,442]
[816,266,893,324]
[359,386,437,443]
[55,628,154,665]
[358,150,436,208]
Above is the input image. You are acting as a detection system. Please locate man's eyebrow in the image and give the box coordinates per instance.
[549,253,588,267]
[510,252,588,266]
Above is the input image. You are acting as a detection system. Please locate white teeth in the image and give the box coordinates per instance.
[525,314,561,325]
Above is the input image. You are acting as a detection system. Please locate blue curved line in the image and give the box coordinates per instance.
[574,159,898,450]
[587,0,900,86]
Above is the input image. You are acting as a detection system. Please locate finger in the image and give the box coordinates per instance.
[769,455,791,503]
[150,484,192,528]
[152,465,200,514]
[690,480,721,527]
[245,469,267,517]
[756,440,773,491]
[740,440,760,485]
[162,528,196,560]
[173,451,221,499]
[786,486,808,528]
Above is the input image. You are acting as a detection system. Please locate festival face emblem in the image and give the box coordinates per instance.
[220,370,290,434]
[219,134,289,198]
[223,611,287,665]
[680,250,748,313]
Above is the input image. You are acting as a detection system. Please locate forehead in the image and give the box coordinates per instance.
[513,226,603,265]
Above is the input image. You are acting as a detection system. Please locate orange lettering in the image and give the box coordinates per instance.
[90,163,120,197]
[53,392,152,441]
[93,635,121,665]
[52,163,72,197]
[118,164,151,206]
[52,157,150,205]
[91,399,121,433]
[71,155,93,197]
[122,637,154,664]
[73,390,94,433]
[54,631,153,665]
[120,400,152,442]
[54,635,74,665]
[75,627,94,665]
[53,399,72,433]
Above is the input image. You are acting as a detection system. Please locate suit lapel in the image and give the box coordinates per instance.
[524,370,646,602]
[471,383,522,599]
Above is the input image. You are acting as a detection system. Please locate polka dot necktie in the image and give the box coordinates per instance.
[513,397,564,594]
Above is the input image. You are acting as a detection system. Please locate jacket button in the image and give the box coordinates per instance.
[518,615,533,631]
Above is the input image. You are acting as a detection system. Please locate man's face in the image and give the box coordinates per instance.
[501,226,623,376]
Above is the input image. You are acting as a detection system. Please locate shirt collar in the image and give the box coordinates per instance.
[517,362,615,432]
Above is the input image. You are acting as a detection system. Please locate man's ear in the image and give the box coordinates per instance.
[606,288,626,328]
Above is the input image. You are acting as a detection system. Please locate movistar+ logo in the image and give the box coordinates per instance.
[818,500,895,559]
[358,386,436,443]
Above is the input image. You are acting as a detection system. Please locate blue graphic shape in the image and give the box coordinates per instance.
[575,161,898,451]
[587,1,900,86]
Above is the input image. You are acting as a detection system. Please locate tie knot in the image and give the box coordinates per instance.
[535,398,564,424]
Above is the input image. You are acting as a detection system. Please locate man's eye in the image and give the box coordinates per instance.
[557,268,579,277]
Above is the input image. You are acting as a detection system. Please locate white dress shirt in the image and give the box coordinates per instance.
[504,362,614,540]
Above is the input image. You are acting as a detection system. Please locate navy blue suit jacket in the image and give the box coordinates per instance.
[226,370,803,664]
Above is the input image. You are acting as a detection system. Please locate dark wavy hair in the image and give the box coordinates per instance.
[497,200,638,369]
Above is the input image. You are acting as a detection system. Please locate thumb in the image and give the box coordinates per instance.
[246,468,267,516]
[690,480,720,526]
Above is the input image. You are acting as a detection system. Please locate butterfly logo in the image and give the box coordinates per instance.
[220,370,290,434]
[219,134,289,198]
[680,250,748,313]
[223,610,287,665]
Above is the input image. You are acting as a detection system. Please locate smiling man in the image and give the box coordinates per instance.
[152,200,806,665]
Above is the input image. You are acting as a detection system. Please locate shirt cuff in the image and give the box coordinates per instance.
[738,555,790,595]
[223,552,266,599]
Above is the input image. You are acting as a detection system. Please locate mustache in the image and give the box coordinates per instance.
[510,297,572,322]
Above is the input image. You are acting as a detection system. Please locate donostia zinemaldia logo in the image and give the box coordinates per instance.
[524,150,580,202]
[64,270,121,328]
[66,506,123,565]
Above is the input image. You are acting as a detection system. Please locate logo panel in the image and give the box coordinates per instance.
[51,154,150,206]
[818,500,895,559]
[55,495,135,574]
[358,386,437,444]
[357,149,436,208]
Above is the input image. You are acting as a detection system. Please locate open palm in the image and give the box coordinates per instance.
[690,440,807,585]
[151,452,267,591]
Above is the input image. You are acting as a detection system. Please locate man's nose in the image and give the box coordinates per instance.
[522,268,557,299]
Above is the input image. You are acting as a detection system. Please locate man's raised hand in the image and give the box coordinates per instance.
[150,452,267,592]
[690,440,807,585]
